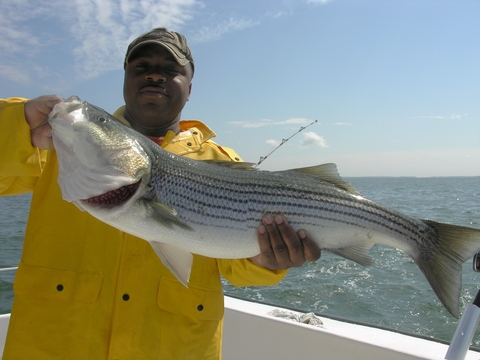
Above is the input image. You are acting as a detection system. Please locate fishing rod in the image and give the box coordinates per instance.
[444,254,480,360]
[254,120,318,167]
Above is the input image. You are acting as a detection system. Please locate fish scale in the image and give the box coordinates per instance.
[151,156,426,254]
[48,96,480,318]
[141,144,441,255]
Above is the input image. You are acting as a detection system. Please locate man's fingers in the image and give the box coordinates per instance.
[25,95,61,149]
[261,215,284,250]
[256,224,276,261]
[271,215,305,266]
[259,215,307,268]
[298,230,321,262]
[25,95,61,123]
[262,215,295,267]
[252,215,322,270]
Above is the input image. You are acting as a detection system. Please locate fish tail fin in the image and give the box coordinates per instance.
[415,220,480,318]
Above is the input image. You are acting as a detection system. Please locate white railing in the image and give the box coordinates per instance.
[0,267,16,354]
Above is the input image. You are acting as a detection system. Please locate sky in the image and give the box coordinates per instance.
[1,0,479,177]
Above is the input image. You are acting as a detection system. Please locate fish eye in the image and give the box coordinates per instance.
[98,116,106,123]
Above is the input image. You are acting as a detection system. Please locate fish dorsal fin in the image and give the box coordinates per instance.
[149,242,193,287]
[288,163,360,195]
[202,160,258,170]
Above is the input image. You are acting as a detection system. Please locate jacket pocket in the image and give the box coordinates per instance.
[157,276,224,321]
[14,263,103,304]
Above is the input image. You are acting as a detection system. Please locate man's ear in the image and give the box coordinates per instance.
[187,83,192,101]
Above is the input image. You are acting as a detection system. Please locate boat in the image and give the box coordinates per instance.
[223,295,480,360]
[1,267,480,359]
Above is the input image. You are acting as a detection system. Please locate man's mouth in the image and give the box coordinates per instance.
[140,85,169,96]
[81,180,141,207]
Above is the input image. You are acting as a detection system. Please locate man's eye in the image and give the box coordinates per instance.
[165,67,181,74]
[135,63,149,70]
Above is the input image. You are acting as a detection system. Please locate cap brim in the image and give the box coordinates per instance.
[126,40,190,66]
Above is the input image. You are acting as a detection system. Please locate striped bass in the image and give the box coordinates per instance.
[48,96,480,318]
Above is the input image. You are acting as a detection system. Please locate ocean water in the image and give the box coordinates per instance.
[1,177,480,345]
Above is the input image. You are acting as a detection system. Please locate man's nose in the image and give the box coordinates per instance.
[145,73,166,82]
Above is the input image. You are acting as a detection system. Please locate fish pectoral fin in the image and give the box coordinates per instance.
[287,163,360,195]
[150,241,193,287]
[148,201,193,231]
[329,244,374,266]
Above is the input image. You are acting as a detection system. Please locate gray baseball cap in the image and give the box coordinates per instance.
[124,27,194,73]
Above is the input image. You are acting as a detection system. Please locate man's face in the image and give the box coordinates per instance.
[123,44,193,136]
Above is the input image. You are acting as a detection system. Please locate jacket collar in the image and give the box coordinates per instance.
[112,106,217,149]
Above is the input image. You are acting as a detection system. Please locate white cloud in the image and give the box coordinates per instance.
[306,0,334,5]
[0,0,330,85]
[0,64,31,85]
[414,114,463,120]
[231,117,313,128]
[0,0,61,56]
[414,116,445,119]
[191,17,259,43]
[282,118,313,125]
[71,0,199,79]
[300,131,328,148]
[0,0,200,83]
[230,119,274,128]
[0,25,41,54]
[266,139,282,147]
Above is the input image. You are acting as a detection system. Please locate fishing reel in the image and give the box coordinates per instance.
[473,253,480,272]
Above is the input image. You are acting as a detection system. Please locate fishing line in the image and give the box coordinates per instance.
[254,120,318,167]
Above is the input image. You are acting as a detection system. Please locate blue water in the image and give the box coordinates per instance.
[0,193,30,314]
[1,177,480,345]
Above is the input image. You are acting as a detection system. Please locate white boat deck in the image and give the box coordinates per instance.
[222,296,480,360]
[0,314,9,356]
[1,296,479,359]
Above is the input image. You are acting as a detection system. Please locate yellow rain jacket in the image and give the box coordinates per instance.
[0,98,287,360]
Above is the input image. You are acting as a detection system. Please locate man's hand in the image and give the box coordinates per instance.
[25,95,62,149]
[250,215,321,270]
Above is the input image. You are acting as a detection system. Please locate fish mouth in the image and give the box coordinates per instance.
[81,180,141,207]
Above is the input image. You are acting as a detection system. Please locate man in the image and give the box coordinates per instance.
[0,28,320,359]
